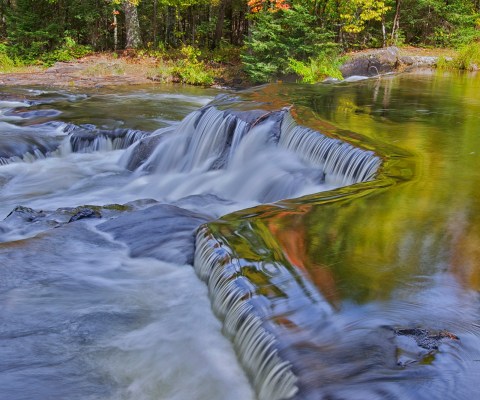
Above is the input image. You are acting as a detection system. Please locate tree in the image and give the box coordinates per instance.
[242,4,339,82]
[339,0,391,46]
[122,0,142,48]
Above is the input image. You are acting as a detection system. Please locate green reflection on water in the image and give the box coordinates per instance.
[223,71,480,305]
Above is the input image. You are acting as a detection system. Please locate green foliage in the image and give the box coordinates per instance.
[451,41,480,70]
[0,44,15,72]
[209,42,242,64]
[395,0,480,47]
[39,37,92,66]
[172,61,215,85]
[148,45,214,85]
[242,5,340,83]
[288,53,344,84]
[173,48,214,84]
[436,41,480,71]
[150,61,176,83]
[6,0,97,65]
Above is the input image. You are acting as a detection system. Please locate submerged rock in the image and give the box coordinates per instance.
[394,327,460,351]
[389,326,460,367]
[4,205,46,223]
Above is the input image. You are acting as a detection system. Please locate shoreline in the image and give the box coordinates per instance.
[0,47,458,89]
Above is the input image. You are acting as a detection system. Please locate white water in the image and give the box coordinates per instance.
[0,89,381,400]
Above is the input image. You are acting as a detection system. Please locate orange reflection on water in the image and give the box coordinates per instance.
[266,209,341,308]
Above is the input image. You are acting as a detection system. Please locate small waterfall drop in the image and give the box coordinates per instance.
[122,102,381,203]
[64,127,150,154]
[279,111,381,186]
[194,229,299,400]
[0,121,150,165]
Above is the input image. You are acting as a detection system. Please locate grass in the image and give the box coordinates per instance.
[436,41,480,71]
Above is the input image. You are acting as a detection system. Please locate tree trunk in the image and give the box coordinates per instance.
[123,0,142,49]
[212,0,228,49]
[153,0,157,46]
[113,10,118,50]
[391,0,401,44]
[382,17,386,47]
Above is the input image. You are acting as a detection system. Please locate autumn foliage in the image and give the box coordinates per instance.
[248,0,290,13]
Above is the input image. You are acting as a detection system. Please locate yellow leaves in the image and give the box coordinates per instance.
[111,0,141,6]
[340,0,391,34]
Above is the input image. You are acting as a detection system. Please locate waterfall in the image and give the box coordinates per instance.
[0,122,60,165]
[124,106,255,173]
[279,111,381,186]
[123,103,380,189]
[194,228,299,400]
[187,101,383,399]
[0,122,150,165]
[65,127,150,153]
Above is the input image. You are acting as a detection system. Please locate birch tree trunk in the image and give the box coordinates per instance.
[123,0,142,49]
[391,0,402,44]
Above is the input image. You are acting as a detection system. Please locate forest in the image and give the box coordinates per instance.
[0,0,479,82]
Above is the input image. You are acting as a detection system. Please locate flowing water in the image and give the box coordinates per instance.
[0,72,479,400]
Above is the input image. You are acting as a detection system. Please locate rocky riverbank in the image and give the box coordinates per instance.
[0,47,456,89]
[340,46,454,77]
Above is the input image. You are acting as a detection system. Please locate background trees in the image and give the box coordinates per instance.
[0,0,478,80]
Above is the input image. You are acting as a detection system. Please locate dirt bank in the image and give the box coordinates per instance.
[0,53,248,89]
[0,54,160,88]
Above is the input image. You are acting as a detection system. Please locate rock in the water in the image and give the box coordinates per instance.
[98,204,211,264]
[68,207,102,223]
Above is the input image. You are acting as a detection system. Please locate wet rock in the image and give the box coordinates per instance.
[98,203,211,264]
[394,327,459,351]
[386,326,460,368]
[68,207,102,223]
[340,47,444,78]
[123,133,165,171]
[4,206,46,223]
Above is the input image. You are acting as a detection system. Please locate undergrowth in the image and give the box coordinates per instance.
[149,45,215,86]
[437,41,480,71]
[288,53,344,83]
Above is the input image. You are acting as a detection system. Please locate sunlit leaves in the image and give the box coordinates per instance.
[340,0,391,34]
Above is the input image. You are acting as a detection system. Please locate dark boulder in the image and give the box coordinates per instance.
[340,47,399,77]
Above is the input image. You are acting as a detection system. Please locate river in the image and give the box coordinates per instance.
[0,71,479,400]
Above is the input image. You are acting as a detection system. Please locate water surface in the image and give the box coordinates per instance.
[1,72,479,400]
[218,71,480,399]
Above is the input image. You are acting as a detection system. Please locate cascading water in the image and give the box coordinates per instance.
[6,79,477,400]
[0,89,381,400]
[279,111,381,186]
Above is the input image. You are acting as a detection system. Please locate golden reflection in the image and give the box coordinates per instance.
[230,72,480,301]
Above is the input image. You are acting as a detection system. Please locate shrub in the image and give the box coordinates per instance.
[0,44,15,72]
[39,37,92,66]
[172,60,214,85]
[288,52,344,84]
[452,41,480,70]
